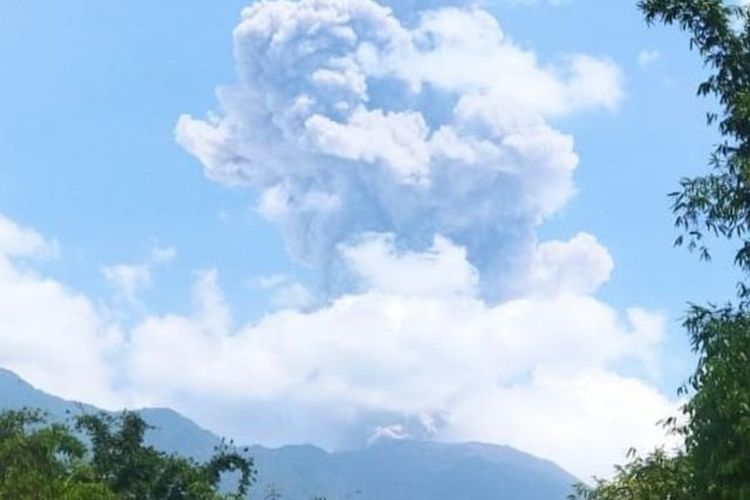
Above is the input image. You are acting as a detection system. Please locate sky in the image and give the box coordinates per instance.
[0,0,744,480]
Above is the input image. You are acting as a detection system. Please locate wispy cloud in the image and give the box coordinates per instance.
[257,274,316,310]
[0,214,59,259]
[102,246,176,305]
[638,49,661,67]
[0,217,122,407]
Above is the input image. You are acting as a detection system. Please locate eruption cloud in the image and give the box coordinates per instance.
[127,0,674,478]
[0,0,679,479]
[176,0,622,299]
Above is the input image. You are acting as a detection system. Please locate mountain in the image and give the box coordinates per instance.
[0,368,578,499]
[249,441,578,500]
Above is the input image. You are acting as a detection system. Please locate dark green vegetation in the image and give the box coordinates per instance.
[0,408,253,500]
[0,407,254,500]
[0,369,577,500]
[572,0,750,498]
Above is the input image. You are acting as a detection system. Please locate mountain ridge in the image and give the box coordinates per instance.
[0,368,578,499]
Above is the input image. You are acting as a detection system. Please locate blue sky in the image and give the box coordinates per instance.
[0,0,741,479]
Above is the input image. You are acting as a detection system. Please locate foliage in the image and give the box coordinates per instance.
[0,409,255,500]
[0,409,114,500]
[568,448,692,500]
[572,1,750,498]
[640,0,750,279]
[263,485,284,500]
[75,411,254,500]
[572,307,750,499]
[681,306,750,498]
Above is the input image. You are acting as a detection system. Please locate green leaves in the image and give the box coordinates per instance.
[0,409,110,500]
[573,2,750,498]
[0,409,256,500]
[681,309,750,498]
[569,448,692,500]
[640,0,750,285]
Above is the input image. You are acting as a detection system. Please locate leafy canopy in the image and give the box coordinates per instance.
[573,1,750,498]
[0,409,255,500]
[642,0,750,278]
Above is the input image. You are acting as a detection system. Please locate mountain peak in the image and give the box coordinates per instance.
[0,368,578,499]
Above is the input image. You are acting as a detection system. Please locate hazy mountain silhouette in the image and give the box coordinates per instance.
[0,368,577,499]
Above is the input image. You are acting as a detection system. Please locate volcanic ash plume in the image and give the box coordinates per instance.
[176,0,622,299]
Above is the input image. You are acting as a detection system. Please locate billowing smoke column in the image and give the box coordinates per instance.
[176,0,622,299]
[0,0,677,480]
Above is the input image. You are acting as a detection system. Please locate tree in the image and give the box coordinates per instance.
[679,307,750,498]
[75,410,255,500]
[263,485,284,500]
[572,307,750,499]
[0,409,114,500]
[0,409,255,500]
[569,449,691,500]
[573,1,750,498]
[640,0,750,277]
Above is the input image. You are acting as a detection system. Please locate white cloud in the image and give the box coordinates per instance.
[257,274,317,310]
[164,1,670,478]
[523,232,613,296]
[0,217,120,407]
[102,246,176,305]
[0,214,675,479]
[0,0,670,484]
[369,424,411,443]
[305,108,433,183]
[121,236,673,479]
[257,274,289,289]
[176,0,623,299]
[341,233,479,297]
[103,264,152,304]
[271,282,317,310]
[0,214,59,259]
[637,49,660,67]
[447,367,675,479]
[151,246,177,264]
